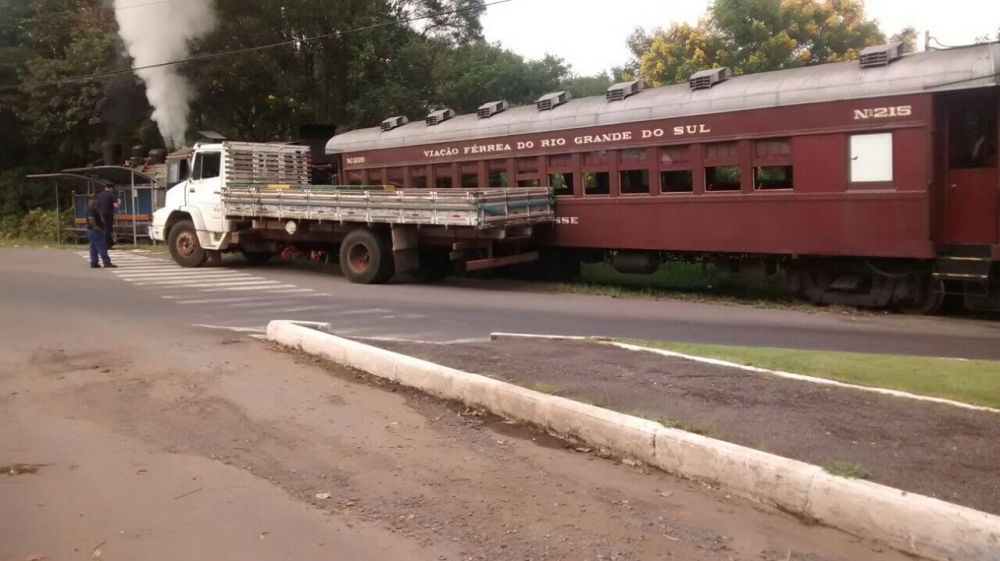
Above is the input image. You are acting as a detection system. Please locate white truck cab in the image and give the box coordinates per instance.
[150,142,231,255]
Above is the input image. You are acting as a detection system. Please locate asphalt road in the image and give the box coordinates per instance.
[4,247,1000,359]
[0,246,911,560]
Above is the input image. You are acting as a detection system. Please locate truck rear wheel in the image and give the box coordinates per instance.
[167,220,207,268]
[340,229,394,284]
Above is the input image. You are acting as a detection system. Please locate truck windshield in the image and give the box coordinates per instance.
[193,152,221,180]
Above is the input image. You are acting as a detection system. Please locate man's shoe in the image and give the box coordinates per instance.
[91,264,101,269]
[104,264,119,269]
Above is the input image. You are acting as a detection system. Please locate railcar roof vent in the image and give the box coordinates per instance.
[536,90,571,111]
[859,42,905,68]
[477,100,509,119]
[606,80,648,102]
[381,116,408,132]
[689,67,732,90]
[425,108,455,126]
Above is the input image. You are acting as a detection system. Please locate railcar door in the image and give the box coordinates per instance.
[943,93,999,243]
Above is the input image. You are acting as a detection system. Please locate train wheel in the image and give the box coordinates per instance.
[167,220,207,268]
[339,229,394,284]
[899,278,946,315]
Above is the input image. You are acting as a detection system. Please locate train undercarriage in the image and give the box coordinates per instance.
[531,248,1000,315]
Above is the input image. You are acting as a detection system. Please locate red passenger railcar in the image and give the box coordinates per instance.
[327,43,1000,312]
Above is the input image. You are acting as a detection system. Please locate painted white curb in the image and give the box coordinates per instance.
[490,332,1000,414]
[271,321,1000,561]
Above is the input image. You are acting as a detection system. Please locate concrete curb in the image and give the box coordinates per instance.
[269,321,1000,561]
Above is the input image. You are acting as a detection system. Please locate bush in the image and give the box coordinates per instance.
[0,215,20,239]
[0,208,74,241]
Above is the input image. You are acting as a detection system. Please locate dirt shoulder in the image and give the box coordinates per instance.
[0,305,911,561]
[372,337,1000,516]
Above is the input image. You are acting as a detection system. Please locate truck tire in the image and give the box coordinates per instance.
[339,229,394,284]
[167,220,207,268]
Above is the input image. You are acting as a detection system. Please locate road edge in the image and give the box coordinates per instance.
[268,320,1000,561]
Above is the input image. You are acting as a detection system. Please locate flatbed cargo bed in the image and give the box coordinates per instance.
[221,184,555,229]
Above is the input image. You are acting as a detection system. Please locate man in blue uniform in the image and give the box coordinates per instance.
[86,197,116,269]
[95,184,119,249]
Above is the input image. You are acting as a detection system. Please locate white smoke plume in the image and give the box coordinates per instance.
[114,0,217,149]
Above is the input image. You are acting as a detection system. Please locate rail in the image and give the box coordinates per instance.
[221,185,555,229]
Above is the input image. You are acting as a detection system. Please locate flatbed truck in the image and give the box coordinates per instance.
[149,142,555,283]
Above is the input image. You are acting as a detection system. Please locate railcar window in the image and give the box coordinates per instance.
[755,140,792,159]
[583,150,609,166]
[488,171,508,188]
[517,157,539,173]
[584,171,610,195]
[517,178,541,187]
[619,149,647,163]
[620,169,650,194]
[488,160,508,188]
[549,173,574,197]
[346,170,364,185]
[368,169,383,185]
[754,166,793,190]
[850,133,893,183]
[410,167,427,188]
[435,165,453,189]
[460,163,478,187]
[705,166,741,191]
[950,105,998,169]
[386,168,405,188]
[660,170,694,193]
[706,142,739,160]
[549,154,573,168]
[660,146,689,164]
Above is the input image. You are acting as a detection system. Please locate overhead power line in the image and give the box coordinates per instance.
[1,0,510,92]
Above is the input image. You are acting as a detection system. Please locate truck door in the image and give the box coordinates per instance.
[186,150,226,233]
[944,94,998,244]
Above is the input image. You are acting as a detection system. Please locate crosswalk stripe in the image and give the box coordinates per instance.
[119,271,248,280]
[117,269,237,278]
[172,280,283,289]
[133,276,261,286]
[199,284,299,293]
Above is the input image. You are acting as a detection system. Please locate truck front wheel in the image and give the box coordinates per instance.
[168,220,207,268]
[339,229,394,284]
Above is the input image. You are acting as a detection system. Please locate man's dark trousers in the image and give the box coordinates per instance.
[87,229,112,267]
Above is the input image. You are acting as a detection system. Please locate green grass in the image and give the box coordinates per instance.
[823,461,870,480]
[624,339,1000,409]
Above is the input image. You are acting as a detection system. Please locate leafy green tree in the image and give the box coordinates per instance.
[431,44,568,114]
[561,72,613,98]
[633,0,886,86]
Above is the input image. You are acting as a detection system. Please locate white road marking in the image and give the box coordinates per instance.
[116,270,234,278]
[198,284,299,293]
[193,324,266,333]
[329,308,392,316]
[179,280,283,289]
[133,276,261,286]
[218,298,333,309]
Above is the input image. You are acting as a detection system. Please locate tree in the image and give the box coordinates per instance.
[632,0,886,86]
[432,44,568,114]
[561,72,613,98]
[890,27,918,53]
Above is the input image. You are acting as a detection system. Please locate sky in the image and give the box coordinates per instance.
[481,0,1000,76]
